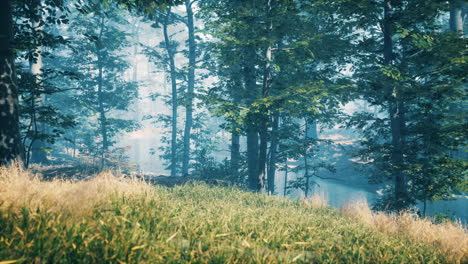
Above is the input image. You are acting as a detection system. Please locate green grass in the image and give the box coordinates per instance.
[0,183,453,263]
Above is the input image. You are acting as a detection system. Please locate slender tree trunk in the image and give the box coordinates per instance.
[422,199,427,218]
[258,9,273,192]
[267,112,279,194]
[283,158,288,196]
[304,119,318,197]
[29,0,48,164]
[244,45,260,191]
[0,0,24,166]
[97,56,108,169]
[131,18,141,162]
[247,129,259,190]
[230,74,242,182]
[383,0,407,210]
[163,10,179,177]
[182,0,196,176]
[96,17,108,169]
[450,0,465,34]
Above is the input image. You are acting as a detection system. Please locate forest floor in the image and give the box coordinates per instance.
[0,166,466,263]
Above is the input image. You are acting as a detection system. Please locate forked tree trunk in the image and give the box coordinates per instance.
[0,0,24,166]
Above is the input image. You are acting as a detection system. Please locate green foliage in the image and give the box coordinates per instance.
[336,0,467,210]
[0,184,453,263]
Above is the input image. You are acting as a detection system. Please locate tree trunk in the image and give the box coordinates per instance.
[450,0,465,34]
[230,131,240,182]
[182,0,196,176]
[163,9,178,177]
[303,118,317,198]
[247,129,259,190]
[244,45,260,191]
[383,0,407,210]
[0,0,24,166]
[96,17,108,169]
[97,54,108,169]
[29,0,48,165]
[283,158,288,196]
[257,13,273,192]
[131,17,141,162]
[267,112,279,194]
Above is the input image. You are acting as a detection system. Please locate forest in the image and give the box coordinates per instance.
[0,0,467,263]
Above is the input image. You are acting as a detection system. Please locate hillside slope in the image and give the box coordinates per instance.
[0,167,466,263]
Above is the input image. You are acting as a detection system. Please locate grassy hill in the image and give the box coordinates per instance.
[0,166,466,263]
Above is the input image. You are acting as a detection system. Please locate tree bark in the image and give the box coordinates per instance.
[182,0,196,176]
[163,9,179,177]
[0,0,24,166]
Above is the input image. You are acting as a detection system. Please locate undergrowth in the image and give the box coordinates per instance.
[0,166,466,263]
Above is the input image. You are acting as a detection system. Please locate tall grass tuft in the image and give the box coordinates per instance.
[341,200,467,264]
[0,164,152,216]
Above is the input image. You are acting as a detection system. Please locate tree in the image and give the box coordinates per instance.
[0,0,23,165]
[181,0,197,176]
[0,0,182,166]
[65,1,138,168]
[336,0,467,211]
[201,0,352,192]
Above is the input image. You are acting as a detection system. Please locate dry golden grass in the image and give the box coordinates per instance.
[1,165,466,263]
[0,164,152,216]
[341,200,468,264]
[299,193,328,209]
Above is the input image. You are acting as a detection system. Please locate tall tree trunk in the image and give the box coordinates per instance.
[230,74,242,182]
[97,55,108,169]
[450,0,465,34]
[182,0,196,176]
[244,45,259,191]
[383,0,407,210]
[267,112,279,194]
[0,0,24,166]
[258,7,273,192]
[97,17,108,169]
[163,9,178,177]
[131,18,141,162]
[29,0,48,165]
